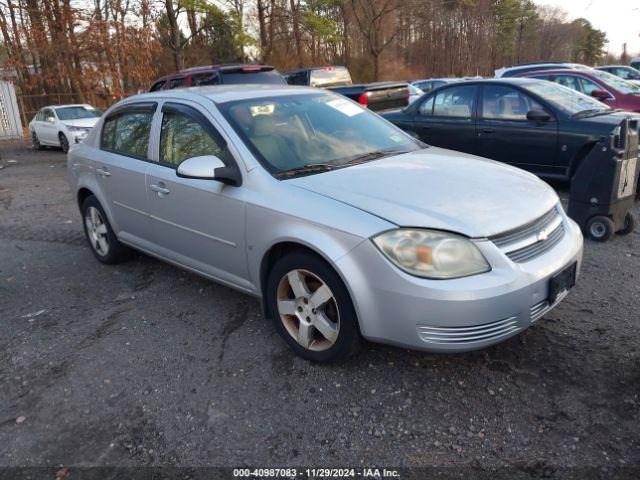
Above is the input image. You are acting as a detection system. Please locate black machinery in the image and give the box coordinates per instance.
[568,117,639,241]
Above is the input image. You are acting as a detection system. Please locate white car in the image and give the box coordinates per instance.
[407,83,424,103]
[29,104,102,153]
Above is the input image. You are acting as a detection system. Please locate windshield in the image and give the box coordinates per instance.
[55,106,101,120]
[522,81,610,115]
[615,67,640,80]
[309,67,353,87]
[220,93,420,176]
[589,69,640,94]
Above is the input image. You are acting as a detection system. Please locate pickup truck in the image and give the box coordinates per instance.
[283,66,409,112]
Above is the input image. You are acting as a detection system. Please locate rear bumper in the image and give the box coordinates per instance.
[334,214,584,353]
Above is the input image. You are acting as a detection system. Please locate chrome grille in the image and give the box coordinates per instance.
[417,316,520,345]
[490,206,565,263]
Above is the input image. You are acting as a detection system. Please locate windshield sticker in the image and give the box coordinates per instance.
[390,135,404,143]
[326,98,364,117]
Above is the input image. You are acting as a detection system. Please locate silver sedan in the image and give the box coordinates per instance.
[67,85,583,362]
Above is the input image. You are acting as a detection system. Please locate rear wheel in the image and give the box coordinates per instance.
[586,215,615,242]
[616,211,637,236]
[59,133,69,153]
[266,252,360,363]
[81,195,130,264]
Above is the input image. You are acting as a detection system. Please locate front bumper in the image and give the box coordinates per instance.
[334,213,584,353]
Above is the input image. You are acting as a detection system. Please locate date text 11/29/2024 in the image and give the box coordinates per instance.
[233,467,401,478]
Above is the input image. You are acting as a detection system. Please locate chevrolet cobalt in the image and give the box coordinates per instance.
[68,86,583,362]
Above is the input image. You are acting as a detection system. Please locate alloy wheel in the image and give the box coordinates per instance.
[85,206,109,256]
[276,269,340,351]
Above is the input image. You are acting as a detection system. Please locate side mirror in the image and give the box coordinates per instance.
[590,89,612,100]
[47,117,55,123]
[176,155,241,186]
[526,109,551,122]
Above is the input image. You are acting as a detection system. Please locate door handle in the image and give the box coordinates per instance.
[96,167,111,177]
[481,129,494,134]
[419,125,432,130]
[149,183,170,195]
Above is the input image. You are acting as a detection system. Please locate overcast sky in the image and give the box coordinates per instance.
[533,0,640,56]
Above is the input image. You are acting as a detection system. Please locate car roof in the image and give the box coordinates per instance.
[118,85,323,106]
[41,104,93,110]
[432,78,543,86]
[517,69,595,77]
[596,65,632,69]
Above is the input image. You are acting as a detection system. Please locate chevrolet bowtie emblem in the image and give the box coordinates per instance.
[537,227,551,242]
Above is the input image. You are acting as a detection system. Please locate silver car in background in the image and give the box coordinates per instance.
[67,85,583,362]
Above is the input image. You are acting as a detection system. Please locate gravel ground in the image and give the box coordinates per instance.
[0,139,639,479]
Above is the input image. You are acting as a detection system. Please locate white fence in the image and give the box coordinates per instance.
[0,81,23,138]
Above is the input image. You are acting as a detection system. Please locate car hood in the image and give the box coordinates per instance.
[63,118,99,128]
[288,148,558,238]
[578,110,640,129]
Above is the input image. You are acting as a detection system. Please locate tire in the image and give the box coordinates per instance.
[32,131,43,150]
[616,211,637,236]
[586,215,615,242]
[81,195,130,264]
[266,251,361,363]
[59,133,69,153]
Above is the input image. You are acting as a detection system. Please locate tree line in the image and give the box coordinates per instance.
[0,0,619,115]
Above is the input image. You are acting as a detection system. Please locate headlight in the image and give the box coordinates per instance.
[373,229,490,279]
[65,125,90,133]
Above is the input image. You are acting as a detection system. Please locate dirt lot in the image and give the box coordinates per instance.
[0,139,639,479]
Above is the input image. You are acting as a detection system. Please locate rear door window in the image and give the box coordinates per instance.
[432,85,476,118]
[551,75,581,93]
[101,108,155,159]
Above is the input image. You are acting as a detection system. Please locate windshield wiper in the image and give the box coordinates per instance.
[341,148,410,166]
[276,163,338,178]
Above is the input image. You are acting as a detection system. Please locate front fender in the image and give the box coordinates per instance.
[246,203,370,297]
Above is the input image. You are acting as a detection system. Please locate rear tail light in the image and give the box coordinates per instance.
[358,92,370,107]
[242,66,262,72]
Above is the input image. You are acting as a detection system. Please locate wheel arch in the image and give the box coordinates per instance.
[77,187,94,210]
[258,240,362,333]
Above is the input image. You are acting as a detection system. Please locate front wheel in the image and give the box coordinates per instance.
[266,252,361,363]
[59,133,69,153]
[586,215,615,242]
[616,211,637,236]
[32,131,43,150]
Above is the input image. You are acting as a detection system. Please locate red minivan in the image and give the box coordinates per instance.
[150,64,286,91]
[518,69,640,113]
